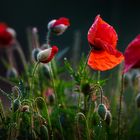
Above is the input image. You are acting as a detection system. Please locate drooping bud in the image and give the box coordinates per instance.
[136,93,140,108]
[105,110,112,126]
[37,46,58,63]
[97,104,107,120]
[13,99,21,112]
[48,17,70,35]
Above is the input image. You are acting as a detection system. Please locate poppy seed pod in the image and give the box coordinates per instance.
[105,110,112,126]
[48,17,70,35]
[136,93,140,108]
[97,104,107,120]
[37,46,58,63]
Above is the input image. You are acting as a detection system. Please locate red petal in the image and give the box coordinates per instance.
[124,35,140,73]
[88,15,118,50]
[88,50,124,71]
[53,17,70,27]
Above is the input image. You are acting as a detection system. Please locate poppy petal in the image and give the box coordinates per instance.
[88,15,118,50]
[124,35,140,73]
[88,50,124,71]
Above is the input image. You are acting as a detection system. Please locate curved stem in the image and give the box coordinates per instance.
[76,112,90,140]
[118,74,124,140]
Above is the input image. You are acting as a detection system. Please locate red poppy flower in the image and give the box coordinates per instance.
[0,23,13,46]
[37,46,58,63]
[87,15,124,71]
[48,17,70,35]
[123,35,140,73]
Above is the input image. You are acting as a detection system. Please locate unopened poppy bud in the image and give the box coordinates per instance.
[40,125,49,140]
[105,110,112,126]
[21,105,30,112]
[136,93,140,108]
[97,104,107,120]
[37,46,58,63]
[48,17,70,35]
[13,99,21,112]
[12,86,21,98]
[6,67,18,78]
[32,48,41,61]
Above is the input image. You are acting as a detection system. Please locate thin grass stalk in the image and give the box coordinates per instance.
[118,74,124,140]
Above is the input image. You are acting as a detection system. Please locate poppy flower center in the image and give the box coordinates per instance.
[89,43,103,51]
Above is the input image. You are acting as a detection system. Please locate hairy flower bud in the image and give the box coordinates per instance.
[97,104,107,120]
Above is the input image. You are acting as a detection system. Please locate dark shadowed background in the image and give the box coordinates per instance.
[0,0,140,54]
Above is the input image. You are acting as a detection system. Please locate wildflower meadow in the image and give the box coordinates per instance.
[0,15,140,140]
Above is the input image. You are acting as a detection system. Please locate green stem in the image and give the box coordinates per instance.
[118,74,124,140]
[97,71,101,83]
[76,112,90,140]
[31,61,40,96]
[46,29,51,48]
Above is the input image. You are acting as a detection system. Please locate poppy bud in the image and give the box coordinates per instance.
[136,93,140,108]
[97,104,107,120]
[105,110,112,126]
[21,105,30,112]
[6,67,18,78]
[13,99,21,112]
[48,17,70,35]
[40,125,49,140]
[37,46,58,63]
[32,48,41,61]
[12,86,21,99]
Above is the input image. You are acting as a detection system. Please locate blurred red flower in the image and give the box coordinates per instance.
[48,17,70,35]
[0,23,13,46]
[124,35,140,73]
[87,15,124,71]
